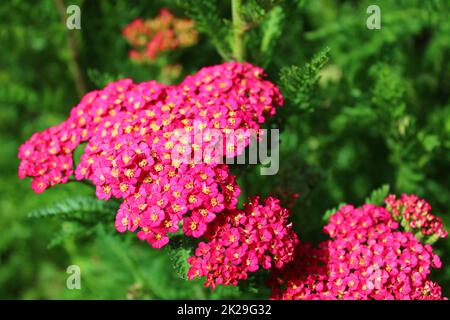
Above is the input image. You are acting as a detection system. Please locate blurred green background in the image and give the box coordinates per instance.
[0,0,449,299]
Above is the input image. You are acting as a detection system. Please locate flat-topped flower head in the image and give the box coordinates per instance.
[18,62,283,248]
[187,196,299,288]
[385,194,447,241]
[270,197,447,300]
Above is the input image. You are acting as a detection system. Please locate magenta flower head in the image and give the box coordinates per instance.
[18,62,283,248]
[270,196,447,300]
[385,194,448,242]
[187,196,299,289]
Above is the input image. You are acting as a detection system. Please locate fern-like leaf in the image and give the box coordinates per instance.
[365,185,391,206]
[258,6,284,67]
[322,203,346,222]
[28,196,119,232]
[279,47,330,112]
[166,235,197,280]
[176,0,232,60]
[241,0,282,25]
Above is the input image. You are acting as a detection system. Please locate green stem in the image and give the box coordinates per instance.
[232,0,246,61]
[54,0,87,98]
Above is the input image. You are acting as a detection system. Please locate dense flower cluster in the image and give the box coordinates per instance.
[385,193,447,240]
[123,9,198,62]
[187,197,299,288]
[270,196,447,300]
[18,62,283,248]
[18,122,75,193]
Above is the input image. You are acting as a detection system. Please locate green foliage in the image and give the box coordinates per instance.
[238,270,271,296]
[279,48,330,112]
[29,196,118,221]
[178,0,285,63]
[255,5,284,67]
[29,196,119,248]
[87,69,126,89]
[365,185,390,206]
[322,203,346,222]
[166,235,196,280]
[241,0,282,24]
[176,0,232,60]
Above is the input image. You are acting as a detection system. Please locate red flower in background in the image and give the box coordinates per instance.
[122,9,198,63]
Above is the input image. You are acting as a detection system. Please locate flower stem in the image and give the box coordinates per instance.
[54,0,87,98]
[231,0,246,61]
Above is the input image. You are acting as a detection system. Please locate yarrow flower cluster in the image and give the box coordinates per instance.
[18,122,75,193]
[123,8,198,62]
[385,193,447,240]
[18,62,283,248]
[187,196,299,288]
[270,195,447,300]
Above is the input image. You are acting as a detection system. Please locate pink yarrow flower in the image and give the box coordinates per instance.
[18,62,283,248]
[270,196,447,300]
[187,196,299,289]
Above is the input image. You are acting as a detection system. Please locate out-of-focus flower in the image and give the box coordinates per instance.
[122,9,198,63]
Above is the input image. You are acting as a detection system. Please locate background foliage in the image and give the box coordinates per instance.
[0,0,449,299]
